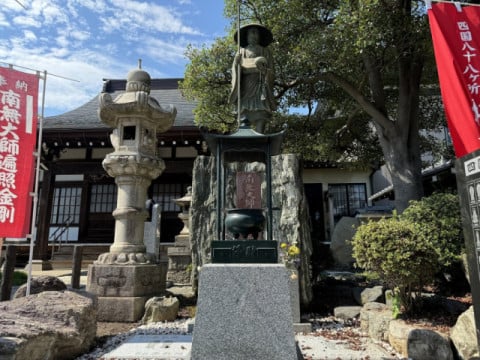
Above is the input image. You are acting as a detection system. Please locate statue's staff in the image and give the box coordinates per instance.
[236,0,241,126]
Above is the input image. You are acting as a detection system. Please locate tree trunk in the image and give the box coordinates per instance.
[376,123,423,213]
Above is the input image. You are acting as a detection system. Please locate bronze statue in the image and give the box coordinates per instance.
[229,23,276,133]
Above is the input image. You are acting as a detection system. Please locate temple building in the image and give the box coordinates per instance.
[34,78,204,264]
[7,76,453,269]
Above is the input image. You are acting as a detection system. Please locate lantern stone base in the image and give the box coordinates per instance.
[191,264,298,360]
[86,262,166,322]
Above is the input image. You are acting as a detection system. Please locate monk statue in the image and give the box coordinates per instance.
[229,23,276,134]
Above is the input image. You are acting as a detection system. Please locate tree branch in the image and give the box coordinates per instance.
[321,71,394,134]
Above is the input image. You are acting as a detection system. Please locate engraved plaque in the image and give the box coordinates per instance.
[236,172,261,208]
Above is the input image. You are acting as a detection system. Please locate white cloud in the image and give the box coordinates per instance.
[23,29,37,41]
[0,0,228,115]
[40,3,68,25]
[70,30,90,42]
[100,0,200,35]
[0,12,10,27]
[13,15,41,27]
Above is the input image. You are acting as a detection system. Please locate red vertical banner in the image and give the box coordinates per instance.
[0,67,39,237]
[428,2,480,157]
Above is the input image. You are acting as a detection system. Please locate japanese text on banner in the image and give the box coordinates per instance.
[0,67,38,237]
[428,3,480,157]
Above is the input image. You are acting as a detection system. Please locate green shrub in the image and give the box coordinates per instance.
[352,192,464,314]
[352,215,439,312]
[402,192,463,267]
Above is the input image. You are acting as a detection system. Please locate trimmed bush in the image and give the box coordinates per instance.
[402,192,463,267]
[352,216,439,312]
[352,192,464,313]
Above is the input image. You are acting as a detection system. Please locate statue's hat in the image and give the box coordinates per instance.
[233,23,273,47]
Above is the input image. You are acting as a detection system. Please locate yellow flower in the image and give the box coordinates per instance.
[288,245,300,256]
[280,242,288,249]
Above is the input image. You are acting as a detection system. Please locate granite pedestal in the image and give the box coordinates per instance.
[87,263,166,322]
[191,264,298,360]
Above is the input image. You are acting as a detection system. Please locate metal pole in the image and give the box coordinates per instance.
[26,70,47,296]
[237,0,241,126]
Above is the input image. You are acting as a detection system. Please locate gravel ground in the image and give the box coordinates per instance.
[76,319,192,360]
[75,315,401,360]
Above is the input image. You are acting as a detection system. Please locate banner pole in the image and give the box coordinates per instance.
[237,0,241,127]
[26,70,47,296]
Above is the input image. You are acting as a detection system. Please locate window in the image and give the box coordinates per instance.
[328,183,367,224]
[50,186,81,241]
[151,182,188,243]
[152,183,185,212]
[90,184,117,213]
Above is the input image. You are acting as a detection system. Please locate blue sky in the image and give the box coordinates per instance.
[0,0,230,116]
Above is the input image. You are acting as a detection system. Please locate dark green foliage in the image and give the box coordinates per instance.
[0,271,28,286]
[402,192,464,266]
[181,0,455,211]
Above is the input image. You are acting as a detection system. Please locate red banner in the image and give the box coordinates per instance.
[428,2,480,157]
[0,67,39,237]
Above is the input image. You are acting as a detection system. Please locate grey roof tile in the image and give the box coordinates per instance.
[43,78,196,130]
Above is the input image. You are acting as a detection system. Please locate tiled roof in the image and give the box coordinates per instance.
[43,78,197,131]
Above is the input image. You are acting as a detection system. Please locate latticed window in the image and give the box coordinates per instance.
[51,186,81,225]
[90,184,117,213]
[151,183,185,212]
[328,183,367,224]
[50,186,82,241]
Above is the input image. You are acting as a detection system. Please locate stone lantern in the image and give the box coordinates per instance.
[166,187,193,285]
[86,63,176,322]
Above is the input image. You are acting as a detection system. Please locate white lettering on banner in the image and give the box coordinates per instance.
[458,21,470,30]
[0,76,20,226]
[458,20,480,125]
[15,80,27,92]
[0,123,19,140]
[0,205,14,223]
[0,154,17,172]
[0,187,16,205]
[461,31,473,42]
[0,67,38,236]
[0,172,15,189]
[0,138,19,155]
[0,89,20,109]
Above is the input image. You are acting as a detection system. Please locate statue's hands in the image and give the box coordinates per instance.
[255,57,268,74]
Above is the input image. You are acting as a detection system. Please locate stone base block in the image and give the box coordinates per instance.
[166,270,191,285]
[87,263,165,297]
[97,296,148,322]
[191,264,297,360]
